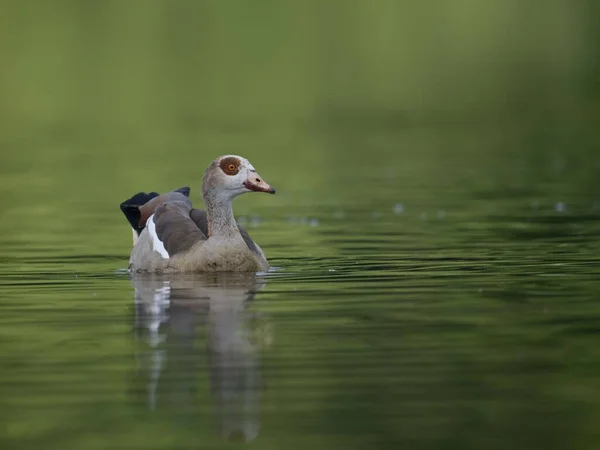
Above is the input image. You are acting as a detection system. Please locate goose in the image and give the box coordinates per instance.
[120,155,275,273]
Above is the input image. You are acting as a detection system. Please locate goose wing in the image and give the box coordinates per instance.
[120,186,191,235]
[148,201,207,258]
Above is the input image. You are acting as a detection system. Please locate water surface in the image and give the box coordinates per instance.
[2,119,600,449]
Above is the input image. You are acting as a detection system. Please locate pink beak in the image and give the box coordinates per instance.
[243,172,275,194]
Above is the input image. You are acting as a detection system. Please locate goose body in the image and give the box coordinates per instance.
[120,155,275,273]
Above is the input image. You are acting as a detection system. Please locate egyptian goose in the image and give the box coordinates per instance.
[120,155,275,272]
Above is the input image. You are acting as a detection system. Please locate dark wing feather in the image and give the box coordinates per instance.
[138,192,191,231]
[120,187,191,235]
[154,202,207,257]
[189,209,209,236]
[173,186,191,197]
[120,191,160,232]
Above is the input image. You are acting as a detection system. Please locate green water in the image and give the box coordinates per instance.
[2,2,600,449]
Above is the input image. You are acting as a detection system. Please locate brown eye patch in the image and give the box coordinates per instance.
[219,157,241,176]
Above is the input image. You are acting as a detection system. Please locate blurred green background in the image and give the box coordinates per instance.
[2,0,599,123]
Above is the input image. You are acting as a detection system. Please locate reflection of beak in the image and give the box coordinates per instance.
[243,172,276,194]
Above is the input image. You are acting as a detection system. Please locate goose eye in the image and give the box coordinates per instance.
[219,157,241,175]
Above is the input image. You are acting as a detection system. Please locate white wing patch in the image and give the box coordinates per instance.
[147,214,170,259]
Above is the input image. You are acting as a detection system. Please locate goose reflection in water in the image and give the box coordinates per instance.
[131,273,272,442]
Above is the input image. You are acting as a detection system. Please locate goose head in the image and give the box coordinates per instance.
[203,155,275,199]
